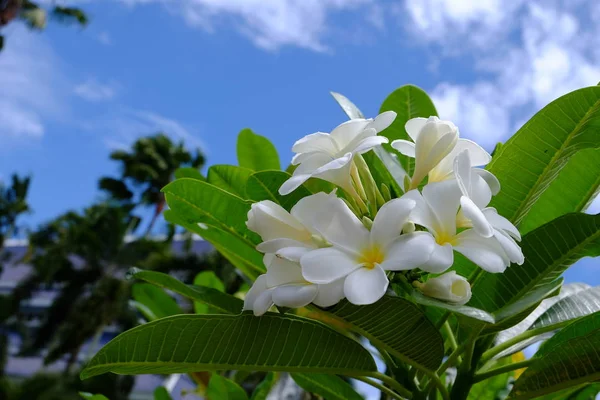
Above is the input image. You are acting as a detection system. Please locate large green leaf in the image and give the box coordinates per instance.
[80,314,377,379]
[131,283,183,320]
[510,312,600,399]
[291,373,363,400]
[194,271,226,314]
[379,85,438,176]
[206,374,248,400]
[321,296,444,371]
[174,167,205,181]
[487,86,600,226]
[237,129,281,171]
[246,170,312,211]
[470,213,600,313]
[207,165,253,198]
[128,268,243,315]
[519,148,600,235]
[532,286,600,330]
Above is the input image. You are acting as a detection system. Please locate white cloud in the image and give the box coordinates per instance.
[403,1,600,149]
[74,79,118,102]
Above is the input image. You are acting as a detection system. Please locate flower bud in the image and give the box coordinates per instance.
[246,200,310,242]
[418,271,471,305]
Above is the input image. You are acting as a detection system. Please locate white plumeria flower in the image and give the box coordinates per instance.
[300,196,436,305]
[243,255,345,316]
[391,116,492,189]
[404,180,512,273]
[416,271,472,305]
[279,112,396,196]
[246,192,334,261]
[454,151,524,265]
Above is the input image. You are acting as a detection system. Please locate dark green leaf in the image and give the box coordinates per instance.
[131,283,183,320]
[153,386,172,400]
[237,129,280,171]
[79,393,109,400]
[322,296,444,371]
[207,165,253,198]
[128,268,243,315]
[206,374,248,400]
[379,85,438,176]
[80,314,377,379]
[174,167,205,180]
[246,170,312,211]
[510,312,600,399]
[194,271,226,314]
[468,357,515,400]
[488,86,600,226]
[291,373,363,400]
[250,372,277,400]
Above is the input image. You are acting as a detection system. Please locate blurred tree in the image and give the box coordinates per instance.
[0,0,87,51]
[0,174,31,249]
[100,133,205,235]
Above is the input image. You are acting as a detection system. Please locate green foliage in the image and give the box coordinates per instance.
[206,374,248,400]
[52,6,88,25]
[531,286,600,329]
[80,393,110,400]
[174,167,205,180]
[80,314,377,379]
[131,283,183,320]
[193,271,226,314]
[487,86,600,227]
[236,129,280,171]
[207,165,253,198]
[0,174,31,246]
[152,386,172,400]
[249,372,277,400]
[291,373,363,400]
[246,171,312,211]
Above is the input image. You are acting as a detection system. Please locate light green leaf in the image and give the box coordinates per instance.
[194,271,226,314]
[291,373,363,400]
[237,129,281,171]
[131,283,183,320]
[128,268,243,315]
[250,372,277,400]
[207,165,253,198]
[246,170,312,211]
[532,286,600,330]
[80,314,377,379]
[79,393,109,400]
[470,213,600,313]
[488,86,600,226]
[510,312,600,399]
[519,148,600,235]
[379,85,438,176]
[206,374,248,400]
[330,91,365,119]
[322,296,444,371]
[362,151,403,198]
[174,167,205,181]
[153,386,172,400]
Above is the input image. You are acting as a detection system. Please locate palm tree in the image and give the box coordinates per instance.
[0,174,31,248]
[100,133,205,236]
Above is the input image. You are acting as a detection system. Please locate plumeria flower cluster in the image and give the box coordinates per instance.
[244,113,524,316]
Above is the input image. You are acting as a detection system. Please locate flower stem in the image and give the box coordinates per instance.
[473,359,533,383]
[367,371,413,399]
[353,376,407,400]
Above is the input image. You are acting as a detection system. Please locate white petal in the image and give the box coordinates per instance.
[311,153,355,193]
[483,208,521,240]
[344,265,389,305]
[420,271,471,305]
[279,174,311,196]
[380,231,435,271]
[454,230,509,273]
[243,274,268,311]
[391,139,416,157]
[475,169,501,195]
[422,180,462,237]
[329,119,371,148]
[293,152,333,175]
[253,290,275,316]
[292,132,338,155]
[432,139,491,180]
[370,198,416,248]
[460,196,494,238]
[272,284,318,308]
[454,150,473,197]
[419,243,454,273]
[301,247,361,284]
[290,192,334,233]
[405,117,428,141]
[276,247,313,262]
[257,238,312,255]
[369,111,397,133]
[348,135,389,155]
[247,201,309,241]
[313,279,346,307]
[401,189,439,234]
[493,229,524,265]
[266,257,305,286]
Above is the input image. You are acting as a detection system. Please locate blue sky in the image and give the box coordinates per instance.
[0,0,598,283]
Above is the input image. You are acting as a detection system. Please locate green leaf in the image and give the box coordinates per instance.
[409,290,495,324]
[519,148,600,235]
[206,374,248,400]
[468,357,515,400]
[322,296,444,371]
[79,393,109,400]
[237,129,281,171]
[487,86,600,226]
[291,373,363,400]
[174,167,205,181]
[362,150,403,197]
[510,312,600,399]
[379,85,438,176]
[250,372,277,400]
[131,283,183,320]
[128,268,243,315]
[246,170,312,211]
[330,91,365,119]
[470,213,600,313]
[532,286,600,330]
[207,165,253,198]
[194,271,226,314]
[80,313,377,379]
[153,386,173,400]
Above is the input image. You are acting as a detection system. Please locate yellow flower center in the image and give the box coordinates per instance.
[358,246,385,269]
[435,231,457,246]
